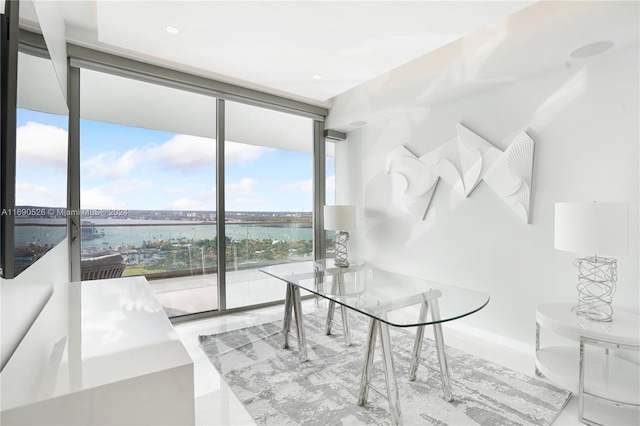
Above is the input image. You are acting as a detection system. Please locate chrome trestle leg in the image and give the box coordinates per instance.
[325,272,351,346]
[337,273,351,347]
[379,322,403,426]
[578,338,586,424]
[325,278,338,335]
[358,318,378,406]
[339,306,352,346]
[282,283,293,349]
[409,299,429,381]
[535,322,542,376]
[431,300,453,401]
[292,285,308,362]
[358,319,404,425]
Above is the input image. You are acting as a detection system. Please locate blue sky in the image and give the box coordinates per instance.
[16,108,335,212]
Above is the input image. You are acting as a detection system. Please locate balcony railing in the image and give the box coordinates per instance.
[80,220,321,280]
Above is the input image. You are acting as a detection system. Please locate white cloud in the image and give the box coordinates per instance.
[163,185,216,210]
[282,179,312,192]
[17,121,68,168]
[97,179,152,195]
[164,185,197,195]
[164,197,213,211]
[201,186,216,197]
[226,141,272,165]
[81,187,127,209]
[226,178,256,196]
[15,181,66,207]
[82,136,270,179]
[82,150,143,179]
[146,134,215,171]
[230,197,264,206]
[281,176,334,198]
[78,180,150,209]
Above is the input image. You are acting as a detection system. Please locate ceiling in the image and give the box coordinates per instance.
[19,0,539,106]
[16,1,640,136]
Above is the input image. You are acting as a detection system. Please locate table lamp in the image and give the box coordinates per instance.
[324,205,356,267]
[554,202,628,322]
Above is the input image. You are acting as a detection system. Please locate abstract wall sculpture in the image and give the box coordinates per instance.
[386,124,535,223]
[386,146,440,221]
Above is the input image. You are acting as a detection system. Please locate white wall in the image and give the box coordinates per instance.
[1,240,69,370]
[330,44,639,348]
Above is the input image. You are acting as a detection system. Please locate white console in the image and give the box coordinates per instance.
[1,276,195,425]
[535,302,639,425]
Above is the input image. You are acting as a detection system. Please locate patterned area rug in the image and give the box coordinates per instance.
[199,312,571,425]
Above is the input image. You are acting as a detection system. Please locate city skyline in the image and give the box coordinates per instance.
[16,108,335,213]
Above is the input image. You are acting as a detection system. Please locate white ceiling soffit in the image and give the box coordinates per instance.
[31,0,68,103]
[17,1,68,111]
[327,0,640,131]
[61,1,536,105]
[17,52,68,115]
[80,69,313,153]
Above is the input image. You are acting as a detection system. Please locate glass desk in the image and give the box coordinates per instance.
[260,259,490,426]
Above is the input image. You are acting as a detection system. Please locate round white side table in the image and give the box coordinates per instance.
[535,302,640,426]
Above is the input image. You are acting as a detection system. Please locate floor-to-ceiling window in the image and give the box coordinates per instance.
[12,51,68,276]
[224,101,314,309]
[71,61,324,318]
[79,69,218,317]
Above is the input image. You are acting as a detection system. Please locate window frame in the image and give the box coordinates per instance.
[66,44,328,320]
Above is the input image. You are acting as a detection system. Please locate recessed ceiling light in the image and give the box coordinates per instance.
[569,41,614,59]
[166,26,179,35]
[312,74,322,80]
[350,120,367,127]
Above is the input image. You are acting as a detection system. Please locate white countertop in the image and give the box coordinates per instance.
[1,276,193,411]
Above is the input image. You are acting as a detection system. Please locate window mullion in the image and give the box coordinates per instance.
[313,120,326,260]
[68,65,81,281]
[216,98,226,310]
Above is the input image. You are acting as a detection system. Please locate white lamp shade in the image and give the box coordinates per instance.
[324,205,356,231]
[554,202,628,255]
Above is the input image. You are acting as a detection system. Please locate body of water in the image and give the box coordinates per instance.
[15,221,313,249]
[81,222,313,249]
[14,225,66,246]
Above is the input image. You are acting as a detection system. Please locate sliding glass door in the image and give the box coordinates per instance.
[224,101,314,309]
[12,51,68,276]
[79,68,218,317]
[69,59,323,318]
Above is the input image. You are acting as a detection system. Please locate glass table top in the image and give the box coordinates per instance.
[260,259,490,328]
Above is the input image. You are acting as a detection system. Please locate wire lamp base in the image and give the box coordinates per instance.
[333,231,350,268]
[572,256,617,322]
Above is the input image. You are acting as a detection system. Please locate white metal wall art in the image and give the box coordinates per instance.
[386,146,440,221]
[386,124,535,223]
